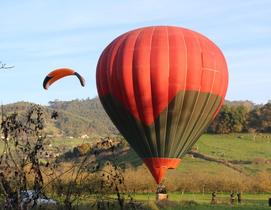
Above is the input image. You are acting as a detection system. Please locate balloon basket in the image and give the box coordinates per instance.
[156,185,168,201]
[156,193,168,201]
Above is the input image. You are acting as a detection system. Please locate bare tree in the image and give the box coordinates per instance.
[0,61,14,70]
[0,105,47,209]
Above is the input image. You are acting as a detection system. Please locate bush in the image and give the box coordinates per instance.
[73,143,92,156]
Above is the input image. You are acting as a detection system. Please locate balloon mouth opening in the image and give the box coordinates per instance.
[143,158,181,184]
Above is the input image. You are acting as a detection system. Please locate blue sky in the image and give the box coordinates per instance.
[0,0,270,105]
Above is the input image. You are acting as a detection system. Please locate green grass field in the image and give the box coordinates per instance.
[183,133,271,174]
[45,192,271,210]
[134,192,271,209]
[113,133,271,176]
[196,134,271,160]
[2,191,269,209]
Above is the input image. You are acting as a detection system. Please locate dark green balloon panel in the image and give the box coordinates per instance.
[100,90,222,159]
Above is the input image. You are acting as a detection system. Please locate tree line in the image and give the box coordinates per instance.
[208,102,271,134]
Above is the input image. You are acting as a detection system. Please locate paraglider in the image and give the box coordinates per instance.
[43,68,85,90]
[96,26,228,184]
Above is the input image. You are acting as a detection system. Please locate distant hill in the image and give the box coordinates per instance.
[47,98,117,136]
[2,98,118,137]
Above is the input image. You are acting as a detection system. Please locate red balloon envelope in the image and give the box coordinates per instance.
[96,26,228,183]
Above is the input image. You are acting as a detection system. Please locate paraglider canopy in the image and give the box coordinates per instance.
[43,68,85,90]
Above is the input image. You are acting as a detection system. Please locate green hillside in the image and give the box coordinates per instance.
[2,98,271,138]
[1,98,117,137]
[48,98,117,136]
[114,133,271,176]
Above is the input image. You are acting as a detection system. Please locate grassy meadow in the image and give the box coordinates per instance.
[181,134,271,174]
[128,192,271,210]
[20,192,271,209]
[114,133,271,175]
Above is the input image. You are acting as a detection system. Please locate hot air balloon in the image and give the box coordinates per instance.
[96,26,228,184]
[43,68,85,89]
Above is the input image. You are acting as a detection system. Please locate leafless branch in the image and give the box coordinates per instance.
[0,61,14,70]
